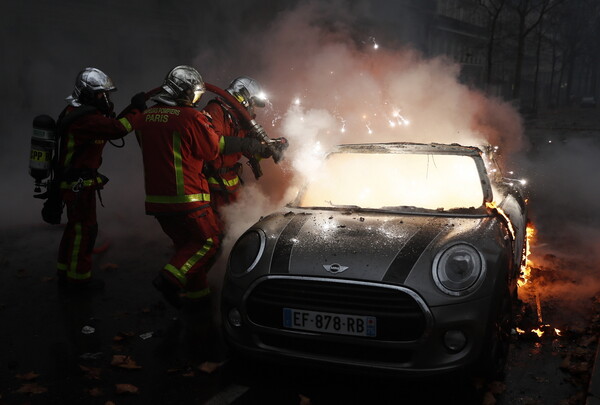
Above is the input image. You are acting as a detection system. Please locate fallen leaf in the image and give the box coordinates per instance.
[487,381,506,394]
[79,365,102,380]
[15,371,39,381]
[560,354,572,370]
[198,361,224,374]
[299,394,312,405]
[14,383,47,394]
[100,263,119,271]
[580,335,597,347]
[111,355,142,369]
[87,387,103,397]
[182,370,195,377]
[482,392,496,405]
[115,383,139,394]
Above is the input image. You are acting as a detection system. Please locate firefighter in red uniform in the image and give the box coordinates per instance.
[202,76,268,226]
[56,67,146,291]
[132,66,270,310]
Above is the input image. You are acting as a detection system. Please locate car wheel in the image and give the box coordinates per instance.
[477,288,513,380]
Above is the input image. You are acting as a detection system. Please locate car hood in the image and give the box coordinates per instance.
[265,210,489,284]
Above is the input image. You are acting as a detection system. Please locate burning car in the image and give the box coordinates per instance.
[221,142,527,378]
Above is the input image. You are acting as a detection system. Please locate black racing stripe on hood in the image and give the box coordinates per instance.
[383,218,447,284]
[271,214,310,274]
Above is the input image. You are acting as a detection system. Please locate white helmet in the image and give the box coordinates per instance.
[153,65,205,107]
[226,76,267,113]
[66,67,116,109]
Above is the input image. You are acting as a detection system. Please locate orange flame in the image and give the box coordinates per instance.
[485,201,515,240]
[554,328,562,336]
[518,225,536,287]
[516,327,525,334]
[532,328,544,337]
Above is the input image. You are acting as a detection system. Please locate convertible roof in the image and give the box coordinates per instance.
[332,142,483,156]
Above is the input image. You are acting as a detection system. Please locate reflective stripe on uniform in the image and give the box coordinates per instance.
[145,193,210,204]
[64,134,76,166]
[208,176,239,187]
[219,136,225,153]
[60,176,105,190]
[64,222,90,280]
[119,117,133,132]
[172,132,185,195]
[162,238,215,286]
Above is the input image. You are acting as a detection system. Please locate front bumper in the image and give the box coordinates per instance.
[221,276,494,377]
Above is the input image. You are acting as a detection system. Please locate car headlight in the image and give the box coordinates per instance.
[228,229,266,276]
[432,243,486,296]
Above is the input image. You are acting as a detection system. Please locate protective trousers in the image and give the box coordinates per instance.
[57,188,98,282]
[155,207,221,301]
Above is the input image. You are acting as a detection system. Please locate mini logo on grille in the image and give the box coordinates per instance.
[323,263,349,274]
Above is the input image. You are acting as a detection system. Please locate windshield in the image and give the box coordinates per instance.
[296,152,485,212]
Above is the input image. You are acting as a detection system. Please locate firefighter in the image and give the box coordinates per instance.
[202,76,268,234]
[56,67,146,291]
[132,65,270,310]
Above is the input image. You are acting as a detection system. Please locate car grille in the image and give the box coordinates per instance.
[245,277,428,343]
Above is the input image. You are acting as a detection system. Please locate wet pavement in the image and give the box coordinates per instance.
[1,108,600,404]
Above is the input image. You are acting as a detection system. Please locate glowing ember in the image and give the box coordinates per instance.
[516,327,525,334]
[532,328,544,337]
[518,224,536,287]
[554,328,562,336]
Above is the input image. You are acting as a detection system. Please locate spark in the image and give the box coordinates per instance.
[516,327,525,334]
[294,98,301,106]
[366,124,373,135]
[554,328,562,336]
[370,36,379,50]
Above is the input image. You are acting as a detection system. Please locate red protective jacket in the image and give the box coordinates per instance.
[203,98,249,203]
[132,104,222,215]
[58,106,136,189]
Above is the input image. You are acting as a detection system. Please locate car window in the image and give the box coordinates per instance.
[297,152,485,211]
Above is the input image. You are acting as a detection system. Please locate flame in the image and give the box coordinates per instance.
[518,225,535,287]
[532,328,544,337]
[516,327,525,334]
[554,328,562,336]
[485,201,515,239]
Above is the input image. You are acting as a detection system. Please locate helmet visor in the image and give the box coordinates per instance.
[192,89,204,105]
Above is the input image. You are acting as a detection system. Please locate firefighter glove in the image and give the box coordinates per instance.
[131,92,148,112]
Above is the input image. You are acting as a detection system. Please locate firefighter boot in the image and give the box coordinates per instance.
[152,273,183,309]
[57,273,105,294]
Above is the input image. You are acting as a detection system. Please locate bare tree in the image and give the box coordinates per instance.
[507,0,563,100]
[478,0,508,88]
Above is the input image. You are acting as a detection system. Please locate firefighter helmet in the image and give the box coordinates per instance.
[154,65,205,107]
[66,67,117,111]
[226,76,267,113]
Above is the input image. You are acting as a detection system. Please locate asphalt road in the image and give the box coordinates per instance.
[1,108,599,405]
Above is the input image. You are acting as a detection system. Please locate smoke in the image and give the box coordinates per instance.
[520,135,600,302]
[7,1,596,308]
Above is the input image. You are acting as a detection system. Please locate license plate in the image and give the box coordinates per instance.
[283,308,376,337]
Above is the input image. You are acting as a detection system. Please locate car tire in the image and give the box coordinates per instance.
[476,288,513,380]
